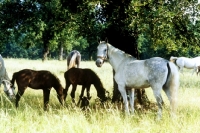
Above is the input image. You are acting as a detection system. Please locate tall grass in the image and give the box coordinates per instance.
[0,58,200,133]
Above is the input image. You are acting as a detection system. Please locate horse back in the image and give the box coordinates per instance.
[64,68,97,85]
[14,69,57,89]
[116,57,169,88]
[176,57,199,68]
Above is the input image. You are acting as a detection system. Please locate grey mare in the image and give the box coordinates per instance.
[0,54,15,100]
[95,41,179,119]
[67,50,81,70]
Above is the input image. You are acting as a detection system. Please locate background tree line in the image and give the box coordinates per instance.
[0,0,200,60]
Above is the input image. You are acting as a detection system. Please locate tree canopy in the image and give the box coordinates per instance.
[0,0,200,60]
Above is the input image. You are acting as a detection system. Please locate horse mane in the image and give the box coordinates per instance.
[0,55,5,67]
[107,43,136,60]
[92,72,107,101]
[91,70,104,88]
[51,72,63,88]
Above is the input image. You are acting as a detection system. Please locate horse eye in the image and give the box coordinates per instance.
[104,49,107,52]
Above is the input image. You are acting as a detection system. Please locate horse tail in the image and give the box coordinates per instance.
[10,72,17,88]
[164,62,179,117]
[68,52,77,70]
[170,56,178,63]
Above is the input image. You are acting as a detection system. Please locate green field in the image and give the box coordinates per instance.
[1,58,200,133]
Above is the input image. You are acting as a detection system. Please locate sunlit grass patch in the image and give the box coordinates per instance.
[1,59,200,133]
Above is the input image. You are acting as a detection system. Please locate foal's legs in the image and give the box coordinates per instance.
[15,87,26,108]
[43,89,50,111]
[63,83,70,101]
[77,86,86,105]
[86,85,91,99]
[70,84,77,103]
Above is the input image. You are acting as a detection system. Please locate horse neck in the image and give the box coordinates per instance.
[107,44,132,71]
[93,79,105,98]
[0,56,5,68]
[53,78,63,90]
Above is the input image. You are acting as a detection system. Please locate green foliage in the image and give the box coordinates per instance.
[1,0,200,59]
[127,0,200,58]
[1,43,42,59]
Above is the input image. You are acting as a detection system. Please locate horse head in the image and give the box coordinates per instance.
[80,96,91,110]
[2,80,15,100]
[97,89,110,102]
[96,41,108,67]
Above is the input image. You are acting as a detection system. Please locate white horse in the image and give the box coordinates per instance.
[95,41,179,120]
[67,50,81,70]
[170,56,200,74]
[0,54,15,100]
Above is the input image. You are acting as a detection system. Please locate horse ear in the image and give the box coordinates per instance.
[105,37,108,43]
[97,37,101,43]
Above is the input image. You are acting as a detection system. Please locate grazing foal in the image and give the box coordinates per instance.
[11,69,64,110]
[63,68,108,105]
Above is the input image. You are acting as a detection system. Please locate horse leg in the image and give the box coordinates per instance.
[77,86,86,106]
[70,84,77,104]
[192,67,197,75]
[152,88,163,120]
[15,88,25,108]
[43,89,50,111]
[86,85,91,99]
[63,83,70,101]
[127,88,135,114]
[179,66,183,73]
[118,84,129,114]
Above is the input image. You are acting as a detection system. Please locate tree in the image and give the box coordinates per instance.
[0,0,83,60]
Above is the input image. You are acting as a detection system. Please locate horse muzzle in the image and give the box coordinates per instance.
[96,58,104,67]
[4,88,16,101]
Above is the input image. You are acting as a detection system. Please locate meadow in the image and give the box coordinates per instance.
[0,58,200,133]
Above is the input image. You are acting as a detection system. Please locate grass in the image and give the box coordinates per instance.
[0,58,200,133]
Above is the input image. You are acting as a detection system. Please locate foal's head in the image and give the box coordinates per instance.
[80,96,91,110]
[96,88,110,102]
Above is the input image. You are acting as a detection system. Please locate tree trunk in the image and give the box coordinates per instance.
[59,43,64,61]
[42,29,53,61]
[42,46,49,61]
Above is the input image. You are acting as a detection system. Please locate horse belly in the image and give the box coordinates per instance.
[123,60,164,89]
[126,79,150,89]
[122,62,149,88]
[29,79,51,89]
[177,58,195,69]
